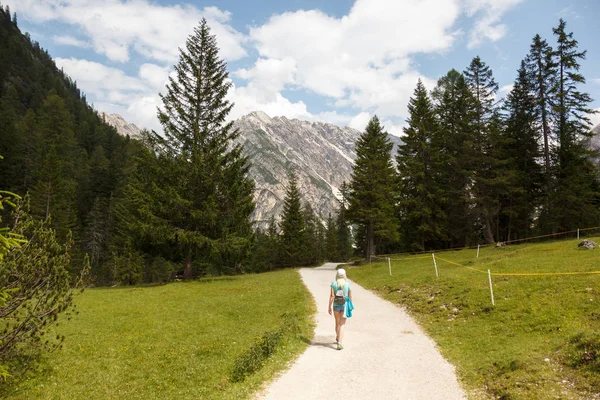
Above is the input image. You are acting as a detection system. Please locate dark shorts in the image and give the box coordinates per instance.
[333,305,345,312]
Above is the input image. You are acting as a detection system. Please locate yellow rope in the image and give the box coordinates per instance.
[434,256,600,277]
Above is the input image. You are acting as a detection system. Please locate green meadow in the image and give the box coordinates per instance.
[3,269,314,400]
[350,237,600,399]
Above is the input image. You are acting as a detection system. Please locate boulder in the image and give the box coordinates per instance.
[578,239,598,250]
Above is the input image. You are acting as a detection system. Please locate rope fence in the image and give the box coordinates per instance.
[375,225,600,258]
[367,227,600,305]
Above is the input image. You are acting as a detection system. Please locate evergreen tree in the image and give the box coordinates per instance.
[397,79,446,251]
[464,57,503,243]
[548,19,599,230]
[145,19,255,278]
[431,70,475,247]
[279,172,306,267]
[500,61,543,240]
[336,182,353,261]
[302,203,323,265]
[325,213,339,261]
[525,34,556,180]
[348,116,399,260]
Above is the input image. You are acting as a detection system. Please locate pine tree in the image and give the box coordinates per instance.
[145,19,255,278]
[525,34,556,179]
[302,203,323,265]
[431,70,475,246]
[464,57,503,243]
[397,79,446,251]
[348,116,399,260]
[279,171,306,267]
[500,60,543,240]
[549,19,599,230]
[325,213,339,261]
[336,182,353,261]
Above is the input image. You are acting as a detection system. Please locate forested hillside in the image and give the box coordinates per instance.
[0,6,148,283]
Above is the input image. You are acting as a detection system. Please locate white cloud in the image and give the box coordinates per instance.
[56,57,164,131]
[139,63,169,91]
[11,0,523,134]
[227,82,311,121]
[235,0,460,122]
[53,35,90,48]
[348,112,372,132]
[590,108,600,129]
[55,58,146,95]
[11,1,247,63]
[465,0,524,48]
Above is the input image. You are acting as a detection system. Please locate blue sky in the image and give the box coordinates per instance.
[8,0,600,135]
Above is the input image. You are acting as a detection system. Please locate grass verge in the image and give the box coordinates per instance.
[2,268,315,400]
[349,237,600,400]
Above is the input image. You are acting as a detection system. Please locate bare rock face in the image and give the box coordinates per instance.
[99,112,143,139]
[233,112,355,226]
[233,111,401,227]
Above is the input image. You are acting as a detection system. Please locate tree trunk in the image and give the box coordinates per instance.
[366,221,375,262]
[483,214,495,244]
[183,248,193,280]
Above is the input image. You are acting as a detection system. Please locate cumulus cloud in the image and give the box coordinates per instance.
[12,0,247,63]
[464,0,524,48]
[231,0,460,124]
[590,108,600,129]
[53,35,90,48]
[55,57,164,132]
[10,0,523,133]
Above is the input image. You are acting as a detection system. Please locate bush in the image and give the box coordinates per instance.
[0,201,88,381]
[230,313,299,382]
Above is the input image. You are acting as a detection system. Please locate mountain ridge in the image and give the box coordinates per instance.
[104,110,402,226]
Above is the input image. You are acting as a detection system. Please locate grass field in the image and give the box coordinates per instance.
[349,237,600,400]
[3,269,315,400]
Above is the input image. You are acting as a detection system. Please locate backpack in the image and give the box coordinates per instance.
[333,282,346,305]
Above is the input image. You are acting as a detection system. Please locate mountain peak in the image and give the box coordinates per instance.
[99,112,143,139]
[244,111,273,125]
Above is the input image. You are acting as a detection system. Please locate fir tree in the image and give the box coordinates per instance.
[500,61,543,240]
[348,116,399,260]
[549,19,599,230]
[525,34,555,179]
[464,57,503,243]
[336,182,353,261]
[397,79,445,251]
[325,213,339,261]
[279,171,306,267]
[431,70,475,246]
[146,19,255,277]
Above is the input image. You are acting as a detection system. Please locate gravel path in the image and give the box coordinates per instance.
[259,263,466,400]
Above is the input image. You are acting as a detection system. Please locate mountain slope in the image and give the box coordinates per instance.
[104,110,402,225]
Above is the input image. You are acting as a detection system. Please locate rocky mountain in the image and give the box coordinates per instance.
[590,123,600,149]
[99,112,143,139]
[235,112,401,226]
[104,110,401,226]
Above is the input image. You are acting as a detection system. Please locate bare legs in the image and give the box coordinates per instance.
[333,310,346,345]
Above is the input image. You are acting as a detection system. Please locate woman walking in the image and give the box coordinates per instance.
[328,268,353,350]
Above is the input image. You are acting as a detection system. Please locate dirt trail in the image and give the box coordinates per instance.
[259,263,466,400]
